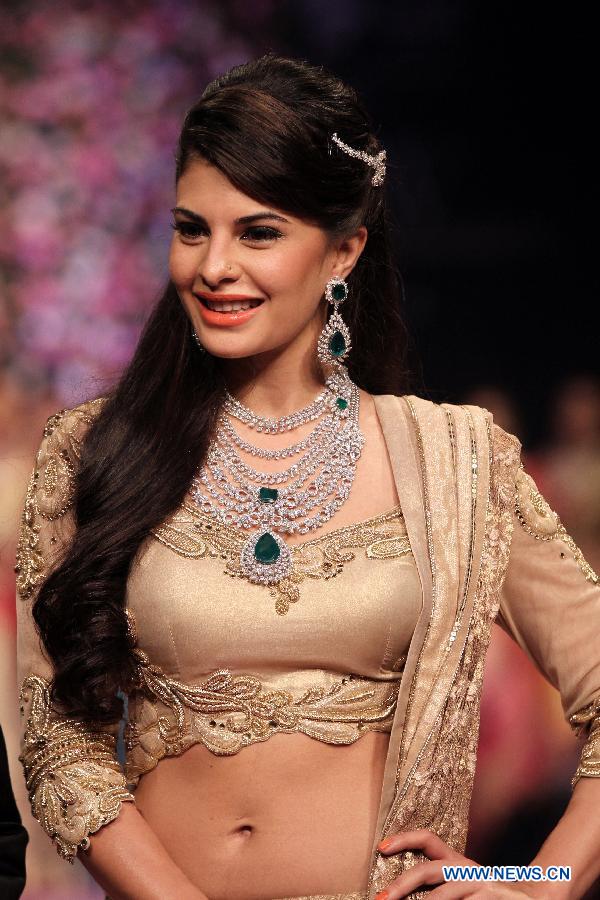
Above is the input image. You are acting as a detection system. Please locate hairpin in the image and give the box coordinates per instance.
[331,132,386,186]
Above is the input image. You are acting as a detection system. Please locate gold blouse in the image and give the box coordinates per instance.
[124,496,420,784]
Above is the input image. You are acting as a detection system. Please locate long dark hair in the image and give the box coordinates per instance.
[34,52,414,725]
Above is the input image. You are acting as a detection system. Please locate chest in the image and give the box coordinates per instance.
[125,503,422,685]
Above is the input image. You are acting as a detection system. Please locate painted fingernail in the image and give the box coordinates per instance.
[374,892,389,900]
[378,838,393,851]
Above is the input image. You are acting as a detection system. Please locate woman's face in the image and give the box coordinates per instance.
[169,157,367,363]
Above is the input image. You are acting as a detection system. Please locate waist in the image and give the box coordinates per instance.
[131,730,387,900]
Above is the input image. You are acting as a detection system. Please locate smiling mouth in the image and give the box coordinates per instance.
[197,297,264,312]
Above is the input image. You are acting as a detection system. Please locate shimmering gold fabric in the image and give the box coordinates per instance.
[14,397,421,866]
[14,393,600,898]
[18,673,133,864]
[270,894,368,899]
[365,398,600,900]
[105,894,368,900]
[495,462,600,789]
[15,401,136,864]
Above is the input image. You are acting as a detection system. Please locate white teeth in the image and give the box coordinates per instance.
[205,300,261,311]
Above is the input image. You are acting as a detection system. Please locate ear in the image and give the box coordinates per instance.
[331,225,368,280]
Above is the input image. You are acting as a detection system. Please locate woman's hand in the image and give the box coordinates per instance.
[374,829,535,899]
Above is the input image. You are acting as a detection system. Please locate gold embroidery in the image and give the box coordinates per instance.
[14,468,44,604]
[569,696,600,787]
[151,502,411,614]
[14,398,107,603]
[369,400,482,900]
[124,647,401,784]
[515,465,599,584]
[389,397,438,802]
[271,893,368,900]
[447,406,478,648]
[19,674,135,864]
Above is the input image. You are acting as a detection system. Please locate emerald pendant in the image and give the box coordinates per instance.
[336,397,348,410]
[240,529,293,585]
[329,330,346,357]
[317,308,351,366]
[254,532,281,564]
[258,487,278,503]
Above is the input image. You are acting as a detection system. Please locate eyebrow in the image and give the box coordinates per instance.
[171,207,291,225]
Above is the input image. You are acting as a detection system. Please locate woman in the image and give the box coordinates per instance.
[14,53,600,900]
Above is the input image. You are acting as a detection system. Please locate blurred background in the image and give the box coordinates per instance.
[0,1,598,897]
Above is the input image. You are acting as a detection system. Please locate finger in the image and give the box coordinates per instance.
[378,829,462,862]
[379,860,447,899]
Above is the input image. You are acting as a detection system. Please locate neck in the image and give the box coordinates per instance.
[221,343,331,420]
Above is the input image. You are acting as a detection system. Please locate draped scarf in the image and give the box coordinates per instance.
[364,395,521,900]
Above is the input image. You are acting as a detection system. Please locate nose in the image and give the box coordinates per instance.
[197,239,238,289]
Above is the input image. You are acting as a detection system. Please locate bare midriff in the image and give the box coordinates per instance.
[132,729,389,900]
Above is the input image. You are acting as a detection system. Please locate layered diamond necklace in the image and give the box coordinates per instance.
[190,364,365,585]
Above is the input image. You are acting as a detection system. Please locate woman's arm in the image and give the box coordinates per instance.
[14,405,208,899]
[493,439,600,898]
[375,426,600,899]
[78,801,209,900]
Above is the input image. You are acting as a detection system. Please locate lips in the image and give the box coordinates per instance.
[194,293,265,327]
[195,292,264,306]
[194,294,264,316]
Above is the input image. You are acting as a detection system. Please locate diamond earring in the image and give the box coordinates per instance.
[317,275,352,367]
[191,325,207,354]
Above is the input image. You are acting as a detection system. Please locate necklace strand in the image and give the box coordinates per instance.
[191,365,364,586]
[218,411,335,460]
[223,369,350,432]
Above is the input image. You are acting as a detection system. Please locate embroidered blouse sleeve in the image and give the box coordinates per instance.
[493,423,600,789]
[14,401,135,864]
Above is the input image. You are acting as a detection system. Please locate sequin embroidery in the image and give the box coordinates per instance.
[150,501,411,614]
[124,645,403,786]
[515,465,599,584]
[19,673,135,864]
[569,695,600,787]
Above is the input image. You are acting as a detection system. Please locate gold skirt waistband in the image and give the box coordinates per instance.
[270,894,368,900]
[107,894,368,900]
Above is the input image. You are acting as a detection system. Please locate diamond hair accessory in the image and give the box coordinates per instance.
[331,132,386,187]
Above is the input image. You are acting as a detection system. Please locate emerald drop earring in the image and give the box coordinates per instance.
[317,275,352,368]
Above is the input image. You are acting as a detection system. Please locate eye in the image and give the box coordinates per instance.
[170,221,283,243]
[170,221,206,240]
[240,226,283,242]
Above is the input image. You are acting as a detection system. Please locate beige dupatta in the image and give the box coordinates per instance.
[364,394,521,900]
